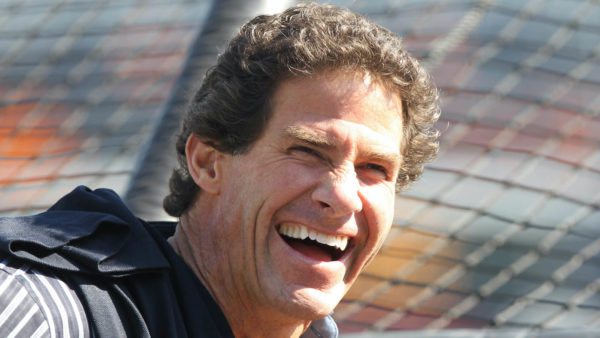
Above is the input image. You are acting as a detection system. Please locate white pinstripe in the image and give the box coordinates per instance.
[56,273,85,338]
[32,269,71,338]
[0,287,27,327]
[7,303,40,338]
[13,266,57,338]
[30,321,49,338]
[0,271,14,297]
[0,258,20,297]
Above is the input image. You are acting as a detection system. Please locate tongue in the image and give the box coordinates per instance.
[288,240,332,262]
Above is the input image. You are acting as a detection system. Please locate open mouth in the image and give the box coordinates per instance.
[278,224,351,262]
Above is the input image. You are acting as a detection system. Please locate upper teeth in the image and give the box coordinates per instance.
[279,224,348,251]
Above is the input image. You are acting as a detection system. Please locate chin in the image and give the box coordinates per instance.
[285,284,346,320]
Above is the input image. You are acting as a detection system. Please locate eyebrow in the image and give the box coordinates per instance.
[362,150,402,170]
[282,126,402,170]
[282,126,336,149]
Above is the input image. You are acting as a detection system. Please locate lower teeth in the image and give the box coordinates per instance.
[283,236,343,261]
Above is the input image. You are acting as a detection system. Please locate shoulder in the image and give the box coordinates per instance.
[0,255,90,338]
[0,186,171,275]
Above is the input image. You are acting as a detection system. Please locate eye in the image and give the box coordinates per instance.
[358,163,389,181]
[289,146,323,159]
[291,146,316,155]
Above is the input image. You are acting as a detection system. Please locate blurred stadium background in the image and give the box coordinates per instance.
[0,0,599,336]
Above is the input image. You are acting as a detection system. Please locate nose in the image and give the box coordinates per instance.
[312,167,363,217]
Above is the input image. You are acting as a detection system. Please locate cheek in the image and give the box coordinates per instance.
[362,185,396,244]
[364,184,395,218]
[267,162,325,193]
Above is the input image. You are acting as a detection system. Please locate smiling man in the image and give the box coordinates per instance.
[162,3,439,336]
[0,3,439,338]
[171,71,406,336]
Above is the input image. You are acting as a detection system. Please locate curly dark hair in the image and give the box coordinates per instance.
[163,3,440,217]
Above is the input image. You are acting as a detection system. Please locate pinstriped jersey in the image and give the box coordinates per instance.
[0,256,90,338]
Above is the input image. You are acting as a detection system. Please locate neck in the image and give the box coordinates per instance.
[168,209,311,337]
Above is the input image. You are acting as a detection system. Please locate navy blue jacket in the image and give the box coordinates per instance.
[0,186,233,337]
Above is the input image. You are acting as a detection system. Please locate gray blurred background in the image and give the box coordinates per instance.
[0,0,599,336]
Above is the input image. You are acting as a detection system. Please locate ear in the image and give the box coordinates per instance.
[186,134,223,195]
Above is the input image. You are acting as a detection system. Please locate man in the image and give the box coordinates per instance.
[0,3,439,337]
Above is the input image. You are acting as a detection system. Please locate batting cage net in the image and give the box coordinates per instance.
[0,0,599,336]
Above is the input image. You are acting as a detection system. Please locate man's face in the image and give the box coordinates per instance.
[211,71,403,320]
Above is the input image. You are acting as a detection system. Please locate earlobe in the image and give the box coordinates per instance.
[186,134,221,194]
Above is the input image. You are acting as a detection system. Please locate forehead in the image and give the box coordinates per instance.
[268,71,404,147]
